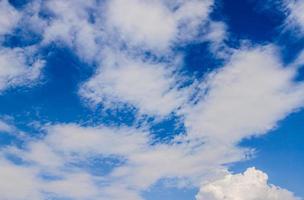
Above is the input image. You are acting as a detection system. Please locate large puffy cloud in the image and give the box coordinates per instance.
[196,167,300,200]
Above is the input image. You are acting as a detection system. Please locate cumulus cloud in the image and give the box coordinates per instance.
[196,167,300,200]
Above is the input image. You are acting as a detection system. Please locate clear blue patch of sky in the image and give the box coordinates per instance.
[211,0,285,43]
[179,42,224,79]
[148,113,186,143]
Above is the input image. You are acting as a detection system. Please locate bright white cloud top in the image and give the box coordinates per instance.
[0,0,303,199]
[196,167,300,200]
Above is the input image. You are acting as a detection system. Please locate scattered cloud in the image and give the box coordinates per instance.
[0,0,303,199]
[0,47,44,92]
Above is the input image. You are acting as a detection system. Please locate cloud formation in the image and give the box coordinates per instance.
[196,167,300,200]
[2,45,304,199]
[0,0,303,199]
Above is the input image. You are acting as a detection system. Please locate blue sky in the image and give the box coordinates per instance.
[0,0,304,199]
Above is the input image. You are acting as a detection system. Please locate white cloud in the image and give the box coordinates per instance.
[196,167,300,200]
[184,46,304,143]
[0,48,44,92]
[43,172,101,200]
[0,154,102,200]
[106,0,176,51]
[80,50,187,116]
[286,0,304,31]
[106,0,214,51]
[42,0,101,61]
[0,122,246,200]
[44,124,150,157]
[0,0,20,36]
[0,158,42,200]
